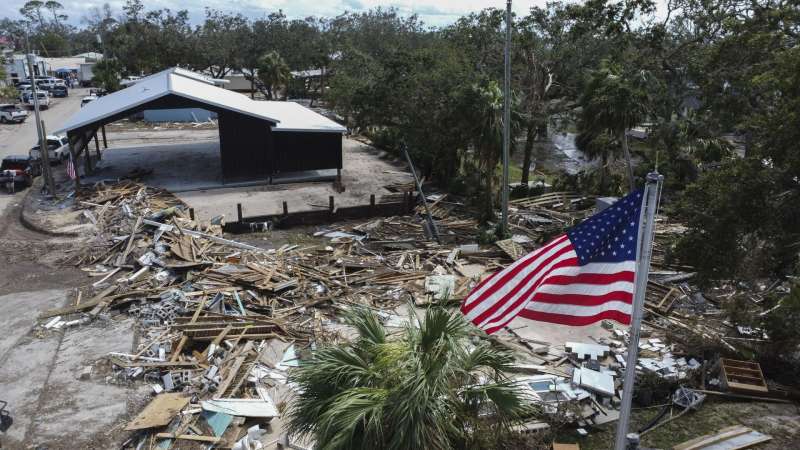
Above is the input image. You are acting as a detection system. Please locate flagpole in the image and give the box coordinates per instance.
[614,171,663,450]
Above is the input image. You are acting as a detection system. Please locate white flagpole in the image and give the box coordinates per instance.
[614,171,663,450]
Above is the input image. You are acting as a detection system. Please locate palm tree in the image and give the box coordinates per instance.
[577,60,649,192]
[256,51,291,100]
[286,307,535,450]
[466,79,523,221]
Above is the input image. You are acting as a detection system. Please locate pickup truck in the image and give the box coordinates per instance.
[30,135,70,163]
[0,155,34,192]
[25,91,50,109]
[0,104,28,123]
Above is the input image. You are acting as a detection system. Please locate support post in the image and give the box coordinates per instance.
[94,130,101,159]
[614,172,663,450]
[237,203,243,223]
[500,0,512,237]
[370,194,375,208]
[328,196,334,214]
[282,201,288,216]
[189,208,195,221]
[101,125,107,148]
[402,144,440,243]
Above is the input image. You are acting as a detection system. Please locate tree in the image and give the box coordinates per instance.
[44,1,65,28]
[287,307,534,449]
[256,51,290,100]
[576,60,649,192]
[92,58,121,91]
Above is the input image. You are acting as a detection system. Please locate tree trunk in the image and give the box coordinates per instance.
[620,131,635,192]
[521,123,536,186]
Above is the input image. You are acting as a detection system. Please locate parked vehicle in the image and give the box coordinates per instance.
[0,104,28,123]
[51,85,68,97]
[25,91,50,109]
[81,95,97,107]
[89,87,107,97]
[0,155,34,192]
[30,135,70,163]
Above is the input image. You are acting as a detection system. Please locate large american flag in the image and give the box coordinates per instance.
[461,189,644,334]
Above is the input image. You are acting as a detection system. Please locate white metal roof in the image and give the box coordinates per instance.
[255,101,346,133]
[56,67,345,135]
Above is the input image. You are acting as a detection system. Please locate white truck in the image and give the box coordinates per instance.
[79,63,95,86]
[29,135,70,163]
[25,91,50,109]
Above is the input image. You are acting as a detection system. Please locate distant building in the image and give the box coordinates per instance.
[3,54,48,84]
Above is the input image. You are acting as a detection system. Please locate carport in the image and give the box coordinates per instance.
[55,67,345,186]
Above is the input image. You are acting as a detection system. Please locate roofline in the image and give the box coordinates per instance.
[54,90,171,134]
[272,127,346,133]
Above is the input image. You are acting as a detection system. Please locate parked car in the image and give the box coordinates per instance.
[17,84,32,102]
[0,155,34,192]
[51,85,68,97]
[81,95,97,107]
[0,104,28,123]
[30,135,70,163]
[89,87,107,97]
[25,91,50,109]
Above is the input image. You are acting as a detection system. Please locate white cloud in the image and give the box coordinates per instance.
[1,0,553,27]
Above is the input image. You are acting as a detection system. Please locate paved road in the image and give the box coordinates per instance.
[0,88,87,215]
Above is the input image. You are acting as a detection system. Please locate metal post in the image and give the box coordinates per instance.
[402,144,440,243]
[27,54,56,196]
[500,0,512,237]
[614,172,663,450]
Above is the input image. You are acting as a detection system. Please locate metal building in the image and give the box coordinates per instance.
[55,67,345,183]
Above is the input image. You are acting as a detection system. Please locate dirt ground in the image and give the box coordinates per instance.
[0,190,150,450]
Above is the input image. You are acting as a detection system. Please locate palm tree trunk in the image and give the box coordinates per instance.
[620,131,635,192]
[521,123,535,186]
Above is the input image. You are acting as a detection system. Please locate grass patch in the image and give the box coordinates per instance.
[554,400,799,449]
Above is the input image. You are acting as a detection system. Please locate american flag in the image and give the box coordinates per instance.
[461,189,644,334]
[66,152,76,180]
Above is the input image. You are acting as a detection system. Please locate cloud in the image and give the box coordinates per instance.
[0,0,555,27]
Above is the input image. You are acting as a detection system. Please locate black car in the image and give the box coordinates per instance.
[52,85,68,97]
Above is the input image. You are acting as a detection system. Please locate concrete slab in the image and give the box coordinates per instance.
[0,288,144,448]
[83,130,412,222]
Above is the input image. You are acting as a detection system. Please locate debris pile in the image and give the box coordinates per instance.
[34,185,793,447]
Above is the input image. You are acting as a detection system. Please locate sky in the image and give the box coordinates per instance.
[1,0,556,28]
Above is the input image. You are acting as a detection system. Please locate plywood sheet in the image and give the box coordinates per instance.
[125,393,190,431]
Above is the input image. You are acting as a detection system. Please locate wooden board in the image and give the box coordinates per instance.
[124,393,190,431]
[553,444,580,450]
[673,425,772,450]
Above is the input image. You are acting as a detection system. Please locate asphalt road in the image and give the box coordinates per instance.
[0,88,87,214]
[0,88,87,160]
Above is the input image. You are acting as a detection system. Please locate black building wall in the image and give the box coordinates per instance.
[272,131,342,174]
[218,110,273,181]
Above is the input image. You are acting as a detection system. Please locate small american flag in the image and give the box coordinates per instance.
[66,152,76,180]
[461,189,644,334]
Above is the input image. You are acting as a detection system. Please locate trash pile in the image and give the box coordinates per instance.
[35,184,793,447]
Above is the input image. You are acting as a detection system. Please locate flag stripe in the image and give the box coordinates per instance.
[545,271,635,285]
[532,291,633,306]
[475,253,578,330]
[467,246,575,327]
[461,235,569,312]
[517,309,632,327]
[536,280,635,297]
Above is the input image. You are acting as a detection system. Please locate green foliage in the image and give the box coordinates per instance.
[287,307,536,449]
[0,86,19,102]
[256,51,290,100]
[92,58,122,91]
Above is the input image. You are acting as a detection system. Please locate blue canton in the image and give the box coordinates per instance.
[566,190,644,265]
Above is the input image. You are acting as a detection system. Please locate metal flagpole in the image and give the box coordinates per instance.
[501,0,512,237]
[614,171,663,450]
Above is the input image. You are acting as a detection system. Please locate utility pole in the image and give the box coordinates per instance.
[27,53,56,196]
[501,0,512,237]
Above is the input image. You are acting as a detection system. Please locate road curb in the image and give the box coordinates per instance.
[18,178,81,238]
